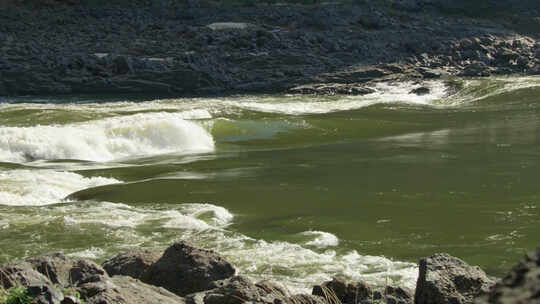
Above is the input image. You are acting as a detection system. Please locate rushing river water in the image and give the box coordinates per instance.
[1,77,539,292]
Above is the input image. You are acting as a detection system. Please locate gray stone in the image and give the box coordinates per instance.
[103,249,162,279]
[414,253,497,304]
[0,262,51,289]
[27,284,64,304]
[474,248,540,304]
[142,242,236,296]
[79,275,185,304]
[26,253,106,287]
[312,278,373,304]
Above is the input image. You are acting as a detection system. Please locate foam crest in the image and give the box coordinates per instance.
[300,231,339,248]
[1,200,417,291]
[232,81,449,115]
[0,169,120,206]
[0,112,214,163]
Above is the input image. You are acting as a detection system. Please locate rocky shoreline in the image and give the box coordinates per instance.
[1,242,539,304]
[1,0,539,97]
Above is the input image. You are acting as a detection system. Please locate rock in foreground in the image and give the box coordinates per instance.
[0,253,185,304]
[414,253,497,304]
[103,242,236,297]
[475,248,540,304]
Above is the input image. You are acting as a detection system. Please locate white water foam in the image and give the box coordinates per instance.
[0,112,215,163]
[229,81,449,115]
[300,231,339,248]
[0,169,120,206]
[1,199,418,291]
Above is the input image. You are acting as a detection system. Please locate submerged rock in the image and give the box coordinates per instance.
[414,253,497,304]
[409,86,431,95]
[474,248,540,304]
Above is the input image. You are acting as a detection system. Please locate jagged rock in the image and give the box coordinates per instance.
[255,280,289,298]
[103,249,162,279]
[27,284,64,304]
[414,253,497,304]
[373,286,413,304]
[186,276,286,304]
[26,253,106,287]
[474,248,540,304]
[283,294,326,304]
[0,262,51,289]
[461,62,491,77]
[312,278,372,304]
[142,242,236,296]
[80,275,186,304]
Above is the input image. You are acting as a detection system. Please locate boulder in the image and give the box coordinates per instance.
[186,276,287,304]
[474,248,540,304]
[414,253,497,304]
[460,62,491,77]
[312,278,372,304]
[410,87,431,95]
[112,56,133,75]
[26,253,107,287]
[0,262,51,289]
[282,294,326,304]
[373,286,413,304]
[142,242,236,296]
[289,83,375,95]
[103,249,162,279]
[79,275,185,304]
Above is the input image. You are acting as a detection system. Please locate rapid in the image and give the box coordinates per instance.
[1,76,539,292]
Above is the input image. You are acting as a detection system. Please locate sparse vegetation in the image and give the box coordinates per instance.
[0,287,32,304]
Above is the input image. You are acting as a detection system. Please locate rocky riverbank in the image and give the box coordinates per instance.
[0,242,538,304]
[1,0,539,96]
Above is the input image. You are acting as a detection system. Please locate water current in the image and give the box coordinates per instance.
[1,77,539,292]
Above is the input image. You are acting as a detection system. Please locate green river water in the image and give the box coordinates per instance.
[1,77,539,291]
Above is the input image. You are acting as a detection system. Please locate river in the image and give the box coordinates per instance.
[1,76,539,292]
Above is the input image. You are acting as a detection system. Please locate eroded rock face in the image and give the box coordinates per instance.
[312,278,412,304]
[1,253,185,304]
[312,278,373,304]
[142,242,236,296]
[186,275,288,304]
[475,248,540,304]
[80,276,185,304]
[102,249,162,279]
[414,253,497,304]
[26,253,106,287]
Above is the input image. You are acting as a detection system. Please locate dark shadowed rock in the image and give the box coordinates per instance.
[26,253,106,287]
[112,56,133,75]
[27,284,64,304]
[289,83,375,95]
[186,275,286,304]
[0,262,51,289]
[102,249,162,279]
[142,242,236,296]
[373,286,413,304]
[410,86,431,95]
[474,248,540,304]
[312,278,372,304]
[415,253,497,304]
[284,294,326,304]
